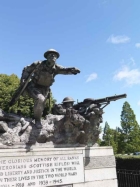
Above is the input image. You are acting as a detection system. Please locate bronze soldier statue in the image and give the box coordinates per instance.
[10,49,80,128]
[52,97,75,115]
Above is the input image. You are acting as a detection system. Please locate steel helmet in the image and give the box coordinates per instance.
[62,97,75,103]
[44,49,60,59]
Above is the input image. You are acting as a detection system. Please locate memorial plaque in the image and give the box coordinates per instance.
[0,154,84,187]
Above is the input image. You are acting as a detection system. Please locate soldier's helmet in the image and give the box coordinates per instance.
[62,97,75,103]
[44,49,60,59]
[83,98,94,103]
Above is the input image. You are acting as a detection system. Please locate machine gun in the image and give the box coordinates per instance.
[74,94,127,112]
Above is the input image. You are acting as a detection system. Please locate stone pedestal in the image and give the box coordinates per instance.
[0,146,118,187]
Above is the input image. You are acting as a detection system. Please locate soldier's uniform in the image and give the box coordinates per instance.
[52,97,75,115]
[20,49,80,128]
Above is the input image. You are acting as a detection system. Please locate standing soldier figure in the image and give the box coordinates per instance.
[10,49,80,128]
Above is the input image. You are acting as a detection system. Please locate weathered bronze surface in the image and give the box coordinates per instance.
[0,50,127,147]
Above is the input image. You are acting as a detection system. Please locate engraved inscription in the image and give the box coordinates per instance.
[0,155,84,187]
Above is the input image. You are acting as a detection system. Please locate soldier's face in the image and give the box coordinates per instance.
[64,102,74,108]
[47,53,57,66]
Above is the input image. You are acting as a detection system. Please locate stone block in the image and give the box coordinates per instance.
[83,147,114,157]
[73,179,118,187]
[0,146,117,187]
[85,168,117,182]
[84,155,116,169]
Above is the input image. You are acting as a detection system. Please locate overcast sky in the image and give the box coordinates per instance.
[0,0,140,129]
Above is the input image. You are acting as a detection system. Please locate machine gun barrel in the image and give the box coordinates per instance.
[74,94,127,111]
[93,94,127,104]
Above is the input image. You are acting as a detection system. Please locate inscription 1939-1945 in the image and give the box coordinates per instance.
[0,154,84,187]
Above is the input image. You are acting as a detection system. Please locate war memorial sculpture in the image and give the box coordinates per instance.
[0,49,126,147]
[0,49,126,186]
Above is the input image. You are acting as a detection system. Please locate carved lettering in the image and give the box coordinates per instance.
[0,154,84,186]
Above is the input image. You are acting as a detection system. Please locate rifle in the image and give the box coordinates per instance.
[9,62,41,106]
[74,94,127,111]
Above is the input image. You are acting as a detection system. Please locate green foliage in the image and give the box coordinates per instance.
[118,101,140,154]
[103,121,110,135]
[0,74,20,112]
[100,102,140,155]
[102,121,111,145]
[115,155,140,170]
[0,74,34,117]
[101,122,119,154]
[97,138,102,145]
[16,95,34,117]
[121,102,138,134]
[0,74,55,118]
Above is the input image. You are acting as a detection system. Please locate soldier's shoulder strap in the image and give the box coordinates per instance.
[9,61,42,106]
[23,60,42,71]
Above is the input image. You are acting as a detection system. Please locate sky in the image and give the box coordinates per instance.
[0,0,140,130]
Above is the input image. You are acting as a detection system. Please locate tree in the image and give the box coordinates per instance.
[0,74,20,112]
[103,121,110,145]
[0,74,55,117]
[118,101,140,154]
[100,122,119,154]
